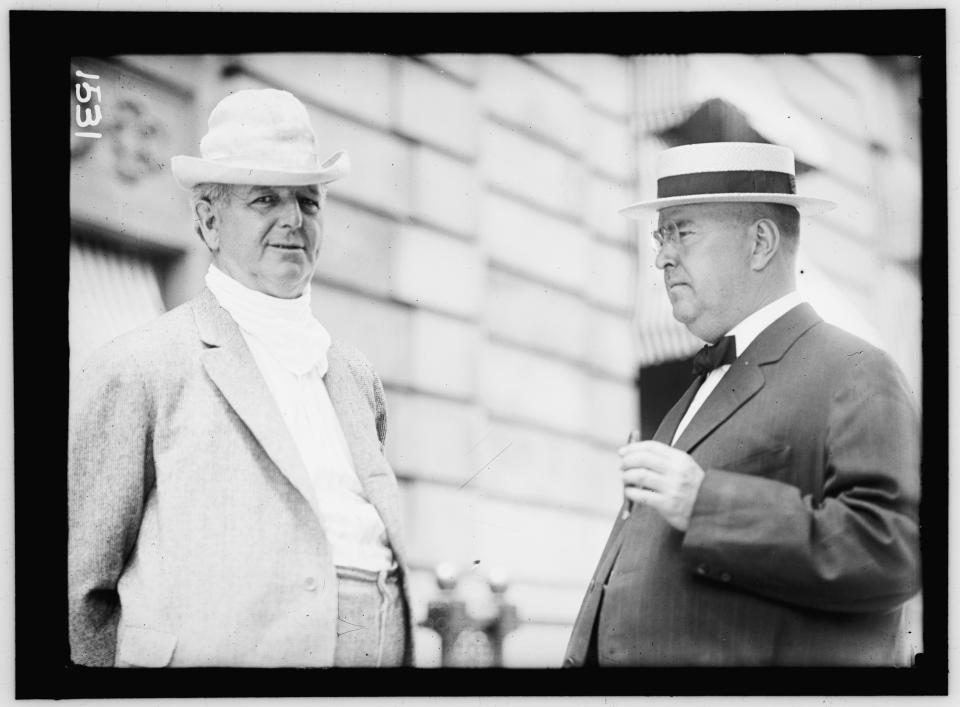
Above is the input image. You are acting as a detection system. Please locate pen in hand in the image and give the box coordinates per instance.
[621,429,641,520]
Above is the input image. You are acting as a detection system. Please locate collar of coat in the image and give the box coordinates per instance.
[661,302,822,453]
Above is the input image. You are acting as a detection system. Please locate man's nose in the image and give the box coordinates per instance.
[279,196,303,229]
[654,242,678,270]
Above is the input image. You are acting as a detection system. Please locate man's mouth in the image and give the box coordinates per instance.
[269,244,304,250]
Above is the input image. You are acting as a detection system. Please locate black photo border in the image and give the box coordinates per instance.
[10,8,947,698]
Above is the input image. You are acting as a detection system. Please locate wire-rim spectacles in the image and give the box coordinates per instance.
[650,221,685,255]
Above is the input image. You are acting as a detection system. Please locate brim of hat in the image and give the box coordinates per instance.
[170,150,351,190]
[618,193,837,218]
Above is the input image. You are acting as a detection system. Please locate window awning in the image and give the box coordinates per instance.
[69,239,166,379]
[634,54,831,168]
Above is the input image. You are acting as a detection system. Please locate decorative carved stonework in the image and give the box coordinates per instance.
[110,99,168,183]
[70,90,169,184]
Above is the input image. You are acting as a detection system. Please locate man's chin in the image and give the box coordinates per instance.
[261,270,312,299]
[670,303,693,325]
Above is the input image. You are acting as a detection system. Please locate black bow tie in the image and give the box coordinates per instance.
[692,335,737,377]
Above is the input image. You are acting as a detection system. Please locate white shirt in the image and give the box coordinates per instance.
[671,291,805,444]
[205,265,393,571]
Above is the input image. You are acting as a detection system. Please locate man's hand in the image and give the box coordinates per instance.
[618,440,705,532]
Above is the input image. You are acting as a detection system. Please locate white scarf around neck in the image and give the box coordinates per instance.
[205,264,331,377]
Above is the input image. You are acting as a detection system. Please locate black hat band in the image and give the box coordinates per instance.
[657,170,797,199]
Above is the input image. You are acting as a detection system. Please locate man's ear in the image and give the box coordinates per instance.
[195,200,221,251]
[749,218,780,270]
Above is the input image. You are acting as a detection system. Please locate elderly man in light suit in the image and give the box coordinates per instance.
[69,89,413,667]
[564,142,920,666]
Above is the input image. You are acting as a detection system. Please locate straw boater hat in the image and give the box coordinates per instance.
[171,88,350,189]
[619,142,836,218]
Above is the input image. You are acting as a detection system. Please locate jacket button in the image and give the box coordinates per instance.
[720,571,732,583]
[564,657,577,667]
[695,563,709,576]
[304,577,318,591]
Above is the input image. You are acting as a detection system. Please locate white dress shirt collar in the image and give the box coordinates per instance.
[671,291,805,445]
[727,291,805,356]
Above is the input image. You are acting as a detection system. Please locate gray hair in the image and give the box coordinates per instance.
[738,202,800,257]
[190,182,234,242]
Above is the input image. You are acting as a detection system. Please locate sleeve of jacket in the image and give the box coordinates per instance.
[68,343,155,666]
[680,347,920,613]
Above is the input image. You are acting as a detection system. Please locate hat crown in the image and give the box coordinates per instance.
[170,88,350,189]
[198,89,320,171]
[657,142,796,179]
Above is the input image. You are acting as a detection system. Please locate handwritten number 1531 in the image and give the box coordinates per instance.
[74,70,102,138]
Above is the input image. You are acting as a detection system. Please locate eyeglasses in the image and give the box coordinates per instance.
[650,221,693,255]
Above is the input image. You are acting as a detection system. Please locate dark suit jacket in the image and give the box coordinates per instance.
[564,303,920,666]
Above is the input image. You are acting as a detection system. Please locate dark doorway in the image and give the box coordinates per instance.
[638,356,698,440]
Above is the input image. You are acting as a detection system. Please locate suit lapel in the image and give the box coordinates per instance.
[672,363,765,452]
[673,303,823,454]
[192,288,322,520]
[324,346,408,562]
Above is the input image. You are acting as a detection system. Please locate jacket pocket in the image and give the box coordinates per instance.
[726,444,792,477]
[115,625,178,668]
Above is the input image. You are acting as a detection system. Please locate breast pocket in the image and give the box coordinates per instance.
[725,444,793,478]
[114,625,178,668]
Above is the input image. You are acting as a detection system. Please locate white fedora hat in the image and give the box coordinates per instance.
[619,142,836,218]
[171,88,350,189]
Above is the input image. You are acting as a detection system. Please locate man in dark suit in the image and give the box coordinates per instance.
[564,142,920,666]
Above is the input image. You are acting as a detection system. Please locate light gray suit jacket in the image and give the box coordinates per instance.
[68,287,413,667]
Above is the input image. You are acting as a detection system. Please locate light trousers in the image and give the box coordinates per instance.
[333,565,405,667]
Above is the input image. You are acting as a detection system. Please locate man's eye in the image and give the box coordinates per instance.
[253,195,277,205]
[299,198,321,213]
[678,230,695,239]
